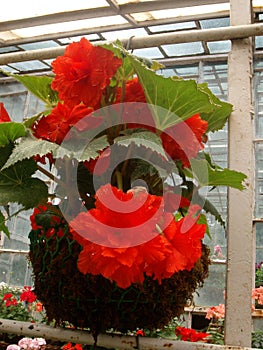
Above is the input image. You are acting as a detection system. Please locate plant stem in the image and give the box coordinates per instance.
[37,165,62,185]
[115,170,123,191]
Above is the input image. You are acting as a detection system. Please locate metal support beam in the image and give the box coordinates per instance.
[225,0,254,346]
[0,23,263,65]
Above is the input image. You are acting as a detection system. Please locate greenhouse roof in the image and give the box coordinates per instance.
[0,0,263,73]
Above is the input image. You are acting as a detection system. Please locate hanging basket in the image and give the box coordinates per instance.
[29,228,210,336]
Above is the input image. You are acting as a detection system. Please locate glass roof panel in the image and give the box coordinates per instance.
[11,16,128,38]
[8,60,50,72]
[131,4,230,22]
[0,46,20,54]
[256,36,263,49]
[102,28,148,41]
[58,34,101,44]
[1,0,108,21]
[207,40,231,54]
[200,17,230,29]
[132,47,164,59]
[0,65,18,73]
[0,1,262,74]
[116,0,159,3]
[162,42,204,57]
[148,22,197,33]
[18,41,61,51]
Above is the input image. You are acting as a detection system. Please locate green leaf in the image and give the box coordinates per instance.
[23,112,50,128]
[197,213,211,238]
[8,74,58,107]
[102,42,135,81]
[0,122,26,147]
[114,130,168,160]
[190,158,247,190]
[0,210,10,238]
[128,56,214,130]
[2,135,59,169]
[99,43,232,132]
[0,146,48,208]
[198,83,233,132]
[77,135,110,162]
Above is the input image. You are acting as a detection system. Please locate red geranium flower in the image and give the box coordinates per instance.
[35,302,43,312]
[20,286,37,303]
[161,114,208,167]
[175,326,210,342]
[5,298,18,307]
[51,38,122,108]
[62,343,82,350]
[3,293,13,301]
[0,103,11,123]
[32,102,95,144]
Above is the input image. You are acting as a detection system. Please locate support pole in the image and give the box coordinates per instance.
[225,0,255,346]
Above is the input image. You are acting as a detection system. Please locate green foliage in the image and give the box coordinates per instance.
[252,329,263,348]
[77,135,110,162]
[1,134,59,169]
[255,264,263,287]
[190,157,247,190]
[102,42,233,131]
[8,74,58,108]
[198,83,233,132]
[0,122,26,147]
[130,58,213,130]
[0,144,48,209]
[114,131,168,160]
[0,209,10,238]
[143,317,182,339]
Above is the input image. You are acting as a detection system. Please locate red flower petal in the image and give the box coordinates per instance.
[161,114,208,167]
[0,103,11,123]
[32,102,94,144]
[51,38,122,108]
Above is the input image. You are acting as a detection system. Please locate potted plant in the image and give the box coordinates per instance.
[0,38,246,343]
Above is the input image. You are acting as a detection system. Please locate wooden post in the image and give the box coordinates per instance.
[225,0,255,346]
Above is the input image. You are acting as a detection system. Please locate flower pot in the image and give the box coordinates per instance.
[29,228,210,336]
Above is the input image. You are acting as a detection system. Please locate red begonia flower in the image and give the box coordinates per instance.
[116,77,146,103]
[84,147,111,175]
[30,204,65,238]
[0,103,11,123]
[161,114,208,167]
[70,185,206,288]
[51,38,122,108]
[32,102,95,144]
[163,190,190,212]
[114,78,155,131]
